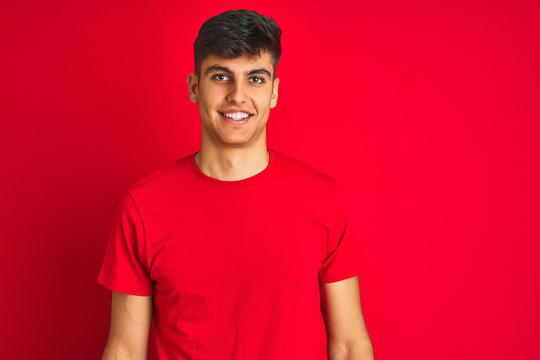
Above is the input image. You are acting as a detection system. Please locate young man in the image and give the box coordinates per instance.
[98,9,373,360]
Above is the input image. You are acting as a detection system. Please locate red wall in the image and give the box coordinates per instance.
[1,1,538,359]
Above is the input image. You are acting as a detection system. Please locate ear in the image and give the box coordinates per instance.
[187,72,199,104]
[270,77,279,109]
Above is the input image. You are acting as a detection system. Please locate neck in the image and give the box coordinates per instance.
[194,145,270,181]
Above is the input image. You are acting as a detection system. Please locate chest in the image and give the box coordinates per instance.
[145,190,329,293]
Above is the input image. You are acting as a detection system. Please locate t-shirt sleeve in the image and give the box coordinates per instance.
[318,182,368,283]
[97,191,153,296]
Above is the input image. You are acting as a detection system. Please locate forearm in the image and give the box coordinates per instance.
[328,338,374,360]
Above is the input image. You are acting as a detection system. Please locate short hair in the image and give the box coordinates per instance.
[193,9,282,79]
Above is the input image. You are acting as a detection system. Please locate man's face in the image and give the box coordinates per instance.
[187,51,279,148]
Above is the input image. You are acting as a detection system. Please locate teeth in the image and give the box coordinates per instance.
[222,112,250,121]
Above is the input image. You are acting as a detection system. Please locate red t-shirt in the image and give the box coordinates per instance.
[97,148,367,359]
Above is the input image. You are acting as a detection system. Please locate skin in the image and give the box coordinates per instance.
[101,292,152,360]
[186,51,279,181]
[101,50,373,360]
[320,277,374,359]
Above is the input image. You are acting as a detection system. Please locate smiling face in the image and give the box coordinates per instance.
[187,51,279,149]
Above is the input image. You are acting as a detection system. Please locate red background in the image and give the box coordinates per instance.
[1,1,538,359]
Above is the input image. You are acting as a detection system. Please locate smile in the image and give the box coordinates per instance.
[218,111,253,124]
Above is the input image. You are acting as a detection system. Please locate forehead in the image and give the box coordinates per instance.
[201,52,274,74]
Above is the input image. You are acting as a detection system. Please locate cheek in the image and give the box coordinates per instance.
[252,90,273,108]
[198,90,219,112]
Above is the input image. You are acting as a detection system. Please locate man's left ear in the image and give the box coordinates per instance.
[270,77,279,109]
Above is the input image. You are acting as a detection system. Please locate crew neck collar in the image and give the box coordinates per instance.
[188,148,276,187]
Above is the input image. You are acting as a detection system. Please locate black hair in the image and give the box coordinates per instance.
[193,9,282,79]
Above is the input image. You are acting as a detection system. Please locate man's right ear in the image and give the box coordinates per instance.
[187,72,199,104]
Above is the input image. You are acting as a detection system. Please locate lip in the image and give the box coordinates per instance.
[218,111,253,125]
[219,109,253,115]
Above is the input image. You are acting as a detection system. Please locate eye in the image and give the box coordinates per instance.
[212,74,230,81]
[249,76,265,84]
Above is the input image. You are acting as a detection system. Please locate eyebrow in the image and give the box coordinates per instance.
[205,65,272,79]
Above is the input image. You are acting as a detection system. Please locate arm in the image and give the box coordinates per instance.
[101,291,153,360]
[320,276,374,360]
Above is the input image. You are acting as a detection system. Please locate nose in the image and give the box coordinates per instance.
[226,78,247,104]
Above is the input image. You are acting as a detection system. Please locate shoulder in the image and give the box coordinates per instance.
[125,154,192,202]
[272,149,338,193]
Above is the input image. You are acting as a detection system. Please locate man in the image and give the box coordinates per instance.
[98,9,373,360]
